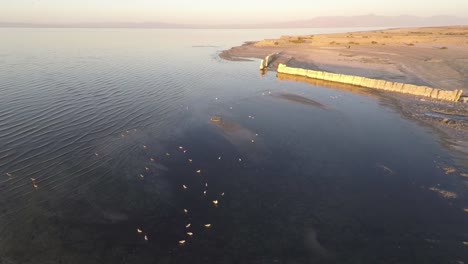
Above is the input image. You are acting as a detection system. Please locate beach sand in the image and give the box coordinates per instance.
[220,26,468,160]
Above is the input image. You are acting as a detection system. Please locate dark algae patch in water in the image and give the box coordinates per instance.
[271,93,329,110]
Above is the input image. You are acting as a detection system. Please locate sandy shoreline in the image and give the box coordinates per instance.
[220,26,468,162]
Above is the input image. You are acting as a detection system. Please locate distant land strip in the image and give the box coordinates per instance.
[2,15,468,28]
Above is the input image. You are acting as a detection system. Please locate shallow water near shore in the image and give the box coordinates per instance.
[0,28,467,263]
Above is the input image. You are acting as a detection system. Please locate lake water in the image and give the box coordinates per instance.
[0,28,467,264]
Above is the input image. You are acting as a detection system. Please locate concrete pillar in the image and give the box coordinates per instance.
[455,90,463,101]
[423,87,433,97]
[361,78,371,88]
[316,71,324,80]
[367,79,377,89]
[430,89,439,99]
[376,80,387,90]
[297,68,307,77]
[393,83,404,93]
[352,77,361,86]
[384,82,395,91]
[437,90,447,100]
[277,63,286,72]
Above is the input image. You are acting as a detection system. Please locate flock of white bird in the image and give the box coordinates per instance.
[10,98,262,247]
[135,141,233,246]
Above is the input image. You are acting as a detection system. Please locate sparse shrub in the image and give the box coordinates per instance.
[289,39,305,44]
[362,36,369,38]
[440,46,448,50]
[348,41,360,45]
[288,37,306,44]
[407,43,415,46]
[371,41,378,44]
[274,41,279,45]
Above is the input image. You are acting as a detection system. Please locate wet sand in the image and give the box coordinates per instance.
[221,26,468,159]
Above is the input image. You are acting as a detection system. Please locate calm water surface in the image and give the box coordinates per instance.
[0,28,467,264]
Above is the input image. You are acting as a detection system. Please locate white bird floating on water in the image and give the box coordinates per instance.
[183,209,188,214]
[143,145,147,149]
[179,146,184,150]
[186,223,191,228]
[251,139,255,143]
[182,185,188,189]
[166,153,171,156]
[203,190,207,195]
[150,158,155,162]
[218,156,221,160]
[145,167,150,171]
[94,153,99,157]
[6,173,12,177]
[179,240,186,245]
[238,158,242,162]
[205,183,208,187]
[221,192,225,196]
[187,232,193,236]
[212,200,218,205]
[139,174,145,178]
[137,229,143,234]
[196,170,201,174]
[188,159,193,163]
[144,235,149,241]
[204,224,211,228]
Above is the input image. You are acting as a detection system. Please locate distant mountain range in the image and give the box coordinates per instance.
[2,15,468,29]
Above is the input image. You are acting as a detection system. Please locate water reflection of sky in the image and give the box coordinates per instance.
[0,28,466,264]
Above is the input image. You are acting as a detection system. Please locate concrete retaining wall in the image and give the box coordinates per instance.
[277,64,463,102]
[260,53,278,70]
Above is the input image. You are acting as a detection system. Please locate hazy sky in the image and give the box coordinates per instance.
[2,0,468,24]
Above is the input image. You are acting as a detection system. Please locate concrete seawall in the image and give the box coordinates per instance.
[277,64,463,102]
[260,53,278,70]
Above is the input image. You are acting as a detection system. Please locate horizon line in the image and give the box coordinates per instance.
[1,14,468,29]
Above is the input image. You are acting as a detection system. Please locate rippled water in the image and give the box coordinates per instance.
[0,28,467,264]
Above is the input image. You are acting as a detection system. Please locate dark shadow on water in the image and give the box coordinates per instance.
[271,93,329,110]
